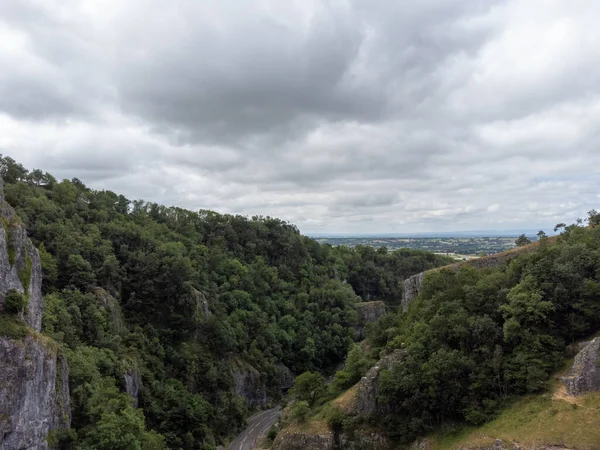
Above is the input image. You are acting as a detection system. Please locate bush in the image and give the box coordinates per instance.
[267,426,278,441]
[0,315,28,339]
[4,289,27,314]
[290,401,311,423]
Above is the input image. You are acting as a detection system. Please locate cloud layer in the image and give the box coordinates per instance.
[2,0,600,233]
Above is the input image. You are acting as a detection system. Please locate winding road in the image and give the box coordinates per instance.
[227,407,281,450]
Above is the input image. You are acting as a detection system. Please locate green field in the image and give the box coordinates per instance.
[313,236,526,256]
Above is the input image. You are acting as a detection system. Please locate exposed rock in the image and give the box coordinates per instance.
[410,438,432,450]
[402,272,424,312]
[124,369,142,408]
[357,349,406,416]
[191,287,211,317]
[0,179,43,331]
[272,430,334,450]
[0,336,71,450]
[95,288,127,335]
[0,178,71,449]
[274,364,295,391]
[354,301,387,339]
[562,337,600,396]
[232,362,268,408]
[339,428,392,450]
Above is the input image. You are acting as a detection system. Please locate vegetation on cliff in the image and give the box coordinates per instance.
[0,155,451,449]
[292,213,600,447]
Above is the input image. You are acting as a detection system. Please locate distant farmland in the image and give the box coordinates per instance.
[312,236,530,257]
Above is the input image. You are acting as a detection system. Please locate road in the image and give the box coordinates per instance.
[227,407,281,450]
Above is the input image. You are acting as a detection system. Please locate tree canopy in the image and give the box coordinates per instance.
[0,154,452,449]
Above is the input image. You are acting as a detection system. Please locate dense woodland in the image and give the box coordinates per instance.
[0,155,452,449]
[320,212,600,444]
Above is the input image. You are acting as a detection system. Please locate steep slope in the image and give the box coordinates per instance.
[273,223,600,450]
[0,155,456,449]
[401,237,557,310]
[0,178,70,450]
[426,342,600,450]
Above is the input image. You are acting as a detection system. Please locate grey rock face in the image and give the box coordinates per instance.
[357,349,406,416]
[354,301,387,339]
[274,364,294,391]
[232,363,268,408]
[0,178,71,449]
[562,337,600,396]
[0,336,71,450]
[402,272,424,312]
[0,219,43,332]
[272,430,334,450]
[124,369,142,408]
[95,288,127,335]
[339,429,392,450]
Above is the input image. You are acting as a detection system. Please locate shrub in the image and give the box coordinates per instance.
[4,289,27,314]
[290,401,311,423]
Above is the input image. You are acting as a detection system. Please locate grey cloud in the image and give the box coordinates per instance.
[0,2,111,120]
[2,0,600,234]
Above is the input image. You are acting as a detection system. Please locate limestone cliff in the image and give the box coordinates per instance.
[354,301,387,339]
[0,337,71,449]
[402,272,425,312]
[0,178,71,449]
[0,188,43,332]
[232,361,269,408]
[357,349,406,416]
[339,428,393,450]
[272,427,334,450]
[562,337,600,396]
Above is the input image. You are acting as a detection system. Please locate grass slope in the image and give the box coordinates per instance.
[429,392,600,449]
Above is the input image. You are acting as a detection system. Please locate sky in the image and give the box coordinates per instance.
[1,0,600,235]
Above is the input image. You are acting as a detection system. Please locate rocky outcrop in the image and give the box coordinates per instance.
[339,428,392,450]
[124,369,142,408]
[357,349,406,416]
[0,182,43,332]
[562,337,600,396]
[0,177,71,449]
[274,364,295,391]
[0,336,71,450]
[272,430,334,450]
[402,272,425,312]
[232,362,268,408]
[354,301,387,339]
[95,288,127,335]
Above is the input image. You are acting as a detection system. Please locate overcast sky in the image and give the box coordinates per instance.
[1,0,600,234]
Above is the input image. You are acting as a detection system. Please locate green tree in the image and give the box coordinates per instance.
[0,155,28,184]
[588,209,600,227]
[291,372,326,406]
[515,234,531,247]
[83,378,165,450]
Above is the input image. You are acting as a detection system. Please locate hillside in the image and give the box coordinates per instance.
[271,217,600,449]
[0,155,452,449]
